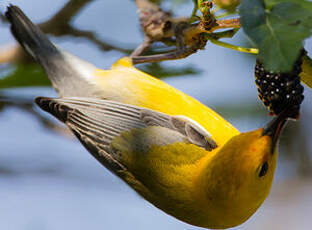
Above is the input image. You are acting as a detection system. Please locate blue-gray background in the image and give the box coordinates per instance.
[0,0,311,229]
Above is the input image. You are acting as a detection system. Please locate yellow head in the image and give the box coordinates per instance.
[195,115,287,229]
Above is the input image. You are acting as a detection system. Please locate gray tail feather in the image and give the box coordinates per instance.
[5,5,97,97]
[5,5,60,63]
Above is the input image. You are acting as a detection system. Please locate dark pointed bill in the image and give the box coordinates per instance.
[262,109,290,153]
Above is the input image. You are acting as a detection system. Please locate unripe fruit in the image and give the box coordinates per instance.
[213,0,240,11]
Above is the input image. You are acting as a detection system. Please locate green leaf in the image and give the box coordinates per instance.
[240,0,312,72]
[265,0,312,11]
[0,64,51,89]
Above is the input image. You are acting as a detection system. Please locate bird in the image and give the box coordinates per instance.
[5,5,289,229]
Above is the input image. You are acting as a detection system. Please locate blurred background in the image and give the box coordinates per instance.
[0,0,311,229]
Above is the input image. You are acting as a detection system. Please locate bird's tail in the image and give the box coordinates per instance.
[5,5,97,97]
[5,5,59,62]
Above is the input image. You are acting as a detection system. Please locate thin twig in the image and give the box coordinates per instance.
[130,37,153,57]
[0,95,72,137]
[132,41,205,64]
[210,39,259,54]
[210,28,239,39]
[39,0,94,34]
[66,27,132,54]
[212,18,240,31]
[0,45,29,64]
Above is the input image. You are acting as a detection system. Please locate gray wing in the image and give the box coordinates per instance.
[35,97,217,171]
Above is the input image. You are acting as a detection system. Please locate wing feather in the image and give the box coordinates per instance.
[36,96,218,174]
[36,97,217,151]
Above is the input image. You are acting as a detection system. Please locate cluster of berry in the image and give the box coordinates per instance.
[255,50,306,119]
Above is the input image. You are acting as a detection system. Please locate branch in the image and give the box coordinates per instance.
[0,45,29,64]
[130,37,153,57]
[131,0,242,64]
[0,95,72,137]
[39,0,94,35]
[206,18,240,32]
[0,0,132,64]
[132,44,201,64]
[65,27,132,54]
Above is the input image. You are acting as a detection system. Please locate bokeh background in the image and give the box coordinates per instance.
[0,0,311,229]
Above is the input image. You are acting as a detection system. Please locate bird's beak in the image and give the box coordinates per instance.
[262,111,289,153]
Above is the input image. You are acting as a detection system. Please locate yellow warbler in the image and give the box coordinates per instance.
[6,5,288,229]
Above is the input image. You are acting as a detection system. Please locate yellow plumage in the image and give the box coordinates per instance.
[94,57,239,146]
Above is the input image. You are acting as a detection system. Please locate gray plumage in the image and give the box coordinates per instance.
[5,5,99,97]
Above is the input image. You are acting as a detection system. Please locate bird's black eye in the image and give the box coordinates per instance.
[259,162,269,177]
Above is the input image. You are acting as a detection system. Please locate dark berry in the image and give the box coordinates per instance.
[254,49,306,119]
